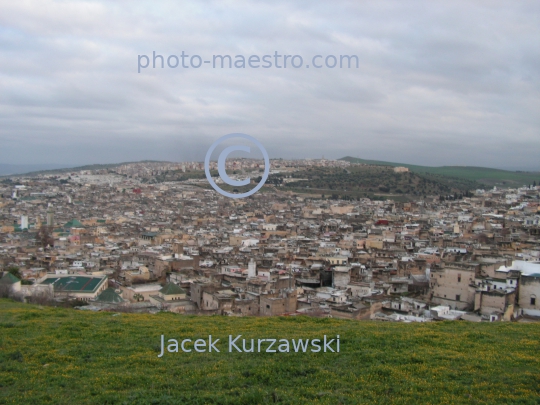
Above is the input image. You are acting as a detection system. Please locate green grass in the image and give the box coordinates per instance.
[341,156,540,186]
[1,299,540,404]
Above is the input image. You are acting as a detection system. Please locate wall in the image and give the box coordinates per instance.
[518,275,540,316]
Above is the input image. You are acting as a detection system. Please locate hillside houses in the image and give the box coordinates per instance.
[1,164,540,322]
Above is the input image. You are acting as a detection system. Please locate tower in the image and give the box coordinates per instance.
[248,258,256,278]
[173,242,184,255]
[21,216,28,230]
[46,204,54,227]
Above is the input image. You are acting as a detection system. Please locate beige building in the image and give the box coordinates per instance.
[327,256,348,266]
[518,274,540,317]
[474,289,516,320]
[393,167,409,173]
[333,266,351,288]
[124,266,151,284]
[430,264,477,310]
[123,283,162,302]
[260,289,297,316]
[201,289,237,313]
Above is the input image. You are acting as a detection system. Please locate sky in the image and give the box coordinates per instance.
[0,0,539,170]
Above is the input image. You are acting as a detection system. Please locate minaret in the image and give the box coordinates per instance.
[46,204,54,227]
[248,258,256,278]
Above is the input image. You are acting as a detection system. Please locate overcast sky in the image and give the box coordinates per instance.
[0,0,539,170]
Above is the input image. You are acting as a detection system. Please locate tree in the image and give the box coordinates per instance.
[6,266,22,280]
[37,226,54,249]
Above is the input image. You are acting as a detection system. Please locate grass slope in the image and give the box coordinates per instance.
[341,156,540,186]
[1,299,540,405]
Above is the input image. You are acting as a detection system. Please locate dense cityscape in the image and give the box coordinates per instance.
[1,159,539,323]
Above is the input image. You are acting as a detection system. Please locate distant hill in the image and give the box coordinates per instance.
[0,164,73,176]
[0,161,171,177]
[275,165,479,201]
[340,157,540,186]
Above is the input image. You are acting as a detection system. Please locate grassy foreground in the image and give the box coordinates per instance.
[1,299,539,405]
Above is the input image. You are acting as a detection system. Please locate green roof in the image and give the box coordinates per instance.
[0,273,20,284]
[63,219,84,229]
[41,276,106,293]
[95,288,124,303]
[160,283,186,295]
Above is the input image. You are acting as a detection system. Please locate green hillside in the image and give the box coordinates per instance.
[340,156,540,187]
[274,166,479,201]
[1,300,540,404]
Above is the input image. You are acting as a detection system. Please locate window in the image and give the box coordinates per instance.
[457,274,461,283]
[266,304,270,309]
[456,295,461,301]
[531,296,537,306]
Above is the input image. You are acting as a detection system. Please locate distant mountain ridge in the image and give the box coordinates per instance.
[3,158,539,187]
[0,161,171,177]
[0,164,73,176]
[340,156,540,186]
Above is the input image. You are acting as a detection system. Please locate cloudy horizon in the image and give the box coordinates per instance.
[0,0,539,171]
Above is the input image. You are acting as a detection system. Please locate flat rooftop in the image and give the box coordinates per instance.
[41,276,105,293]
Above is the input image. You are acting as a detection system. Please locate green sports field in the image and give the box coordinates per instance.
[1,299,539,404]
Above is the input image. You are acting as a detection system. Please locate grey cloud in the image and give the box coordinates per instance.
[0,0,538,169]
